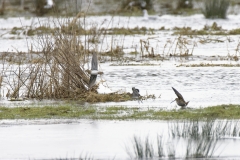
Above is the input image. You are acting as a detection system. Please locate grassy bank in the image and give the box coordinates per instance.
[0,104,240,120]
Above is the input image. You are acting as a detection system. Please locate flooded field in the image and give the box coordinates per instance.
[0,14,240,108]
[1,119,240,159]
[1,13,240,159]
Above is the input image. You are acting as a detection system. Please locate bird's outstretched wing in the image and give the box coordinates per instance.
[135,88,139,93]
[89,53,98,88]
[89,75,97,88]
[172,87,184,100]
[91,53,98,71]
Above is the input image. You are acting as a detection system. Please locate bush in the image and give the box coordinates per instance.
[202,0,229,19]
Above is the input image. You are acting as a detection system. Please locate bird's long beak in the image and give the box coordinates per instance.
[170,99,176,104]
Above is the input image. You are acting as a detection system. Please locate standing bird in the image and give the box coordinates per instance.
[132,87,141,99]
[89,53,98,89]
[6,88,10,100]
[171,87,189,109]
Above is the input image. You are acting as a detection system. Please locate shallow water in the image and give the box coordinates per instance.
[1,119,240,159]
[98,64,240,108]
[0,120,165,159]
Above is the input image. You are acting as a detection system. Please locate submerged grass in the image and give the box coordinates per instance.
[173,22,240,35]
[10,26,157,36]
[177,63,240,67]
[0,105,96,119]
[1,104,240,120]
[129,119,240,159]
[13,22,240,37]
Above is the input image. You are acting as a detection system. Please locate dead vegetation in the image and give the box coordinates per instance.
[166,35,195,57]
[1,11,159,103]
[0,12,123,102]
[9,25,156,37]
[138,35,196,58]
[137,25,240,60]
[140,38,162,58]
[173,22,240,36]
[85,92,132,103]
[177,63,240,67]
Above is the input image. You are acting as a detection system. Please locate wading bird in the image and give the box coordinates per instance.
[6,88,10,100]
[171,87,189,109]
[132,87,140,99]
[132,87,142,103]
[89,53,99,89]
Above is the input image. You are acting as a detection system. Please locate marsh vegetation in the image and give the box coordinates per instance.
[128,119,240,159]
[1,104,240,120]
[202,0,229,19]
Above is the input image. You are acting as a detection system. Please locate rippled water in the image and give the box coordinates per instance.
[98,64,240,108]
[1,119,240,159]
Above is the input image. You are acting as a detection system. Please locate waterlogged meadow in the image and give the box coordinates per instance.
[1,15,240,108]
[1,1,240,159]
[1,119,240,159]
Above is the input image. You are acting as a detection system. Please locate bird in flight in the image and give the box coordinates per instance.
[171,87,189,109]
[89,53,98,89]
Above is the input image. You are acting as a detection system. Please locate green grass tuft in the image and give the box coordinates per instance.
[0,104,240,120]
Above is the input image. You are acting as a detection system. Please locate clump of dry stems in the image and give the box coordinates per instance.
[164,35,195,57]
[3,12,100,100]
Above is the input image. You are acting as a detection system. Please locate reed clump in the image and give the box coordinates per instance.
[164,35,195,57]
[128,119,240,159]
[202,0,229,19]
[3,13,100,100]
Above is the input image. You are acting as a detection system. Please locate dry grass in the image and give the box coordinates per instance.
[162,35,196,57]
[2,11,157,102]
[2,12,103,100]
[85,92,132,103]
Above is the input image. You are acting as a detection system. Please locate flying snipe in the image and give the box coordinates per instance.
[171,87,189,109]
[89,53,99,89]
